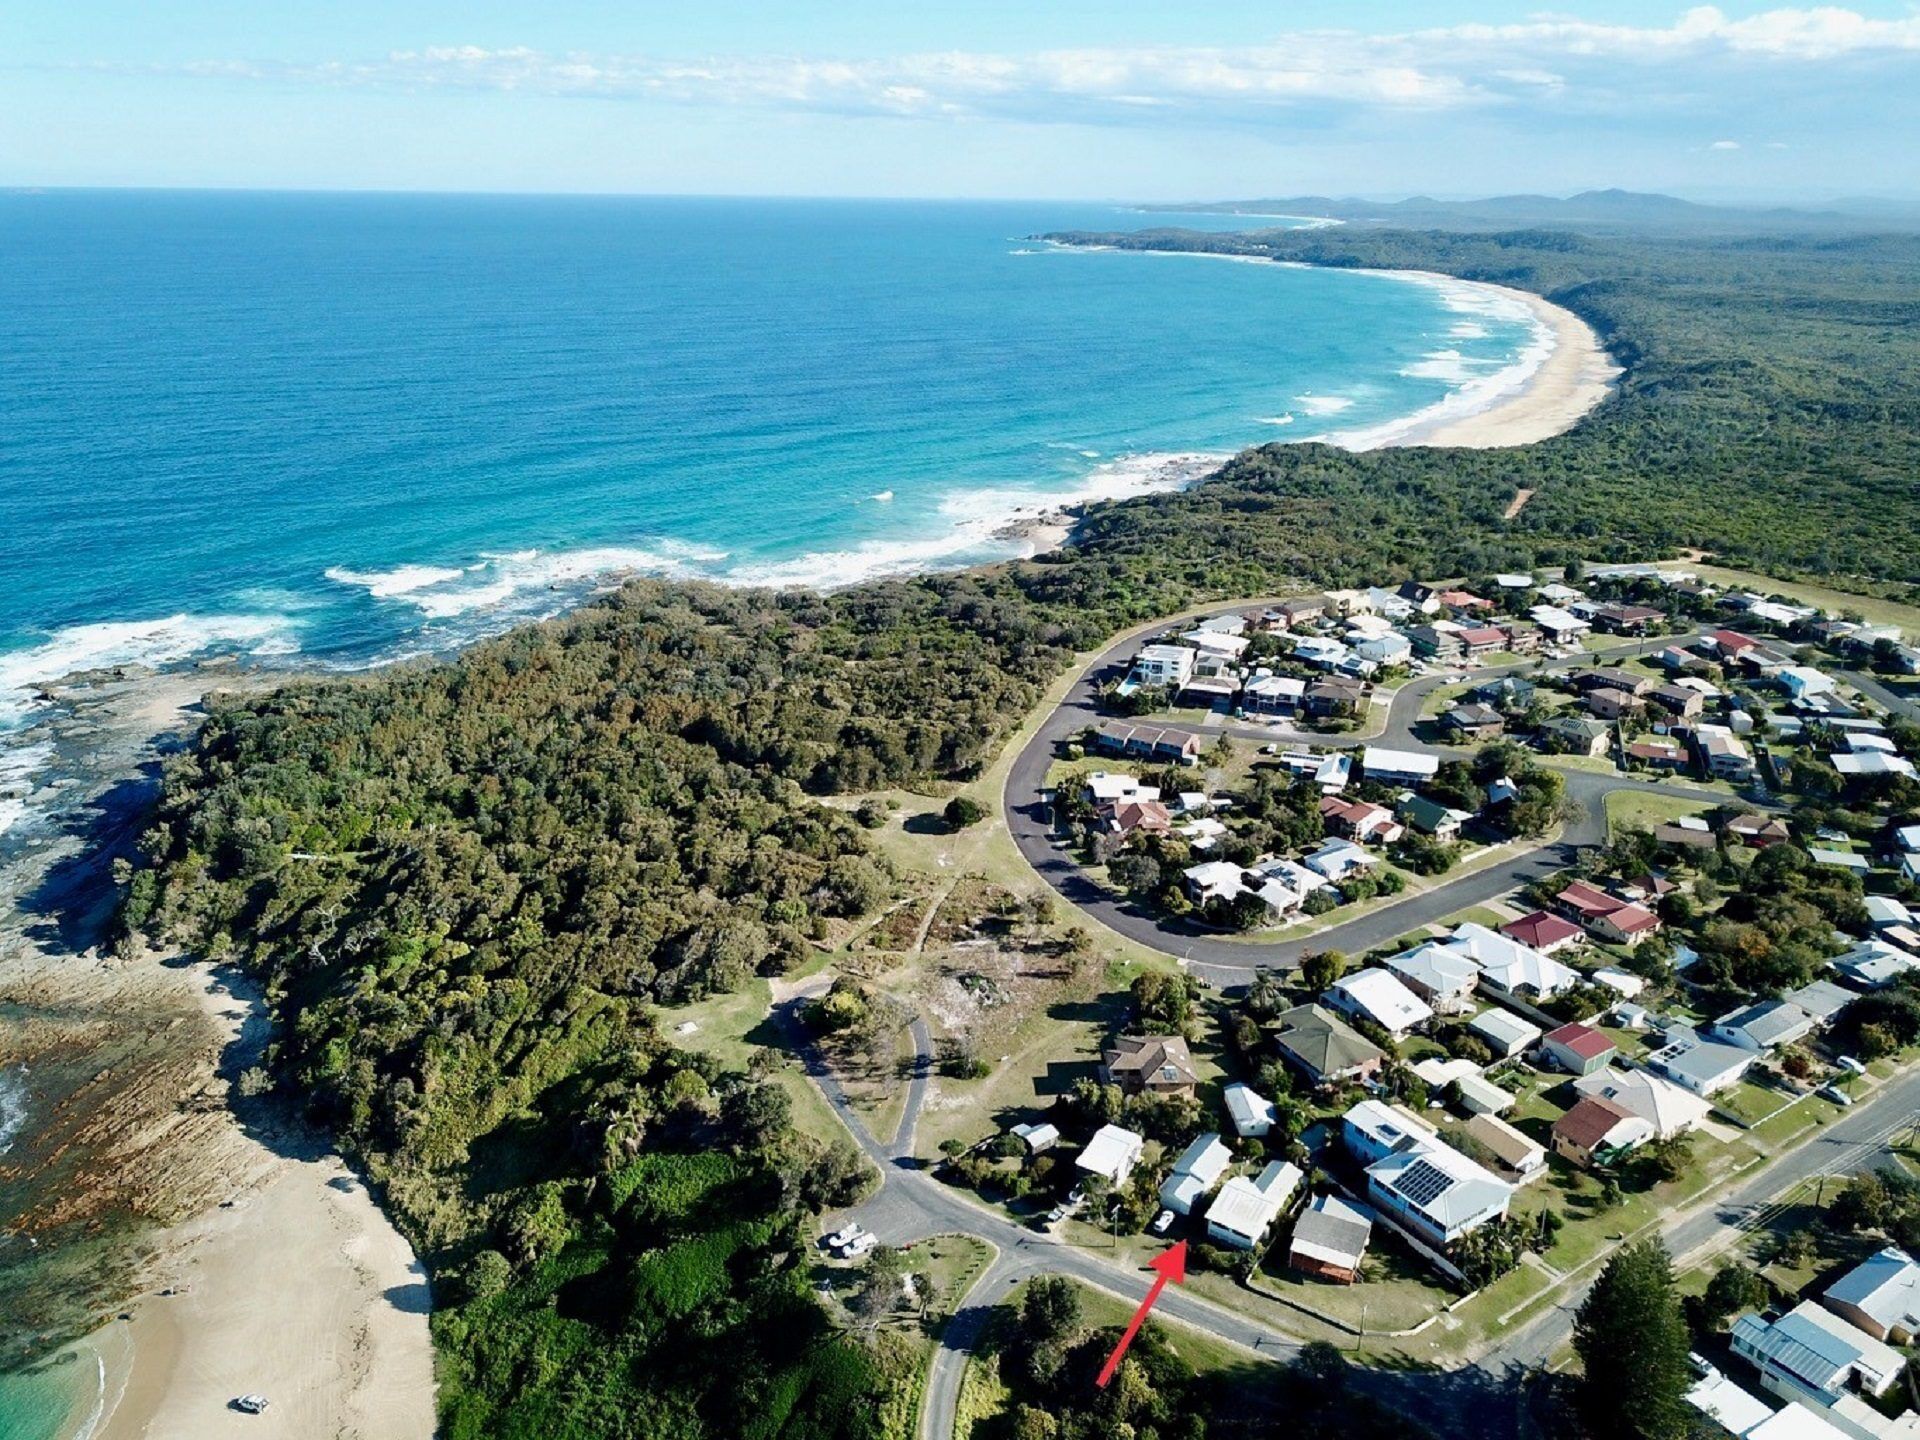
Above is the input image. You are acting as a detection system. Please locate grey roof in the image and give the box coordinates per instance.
[1718,1000,1814,1047]
[1274,1004,1385,1079]
[1655,1038,1751,1086]
[1826,1248,1920,1333]
[1733,1309,1861,1392]
[1291,1196,1373,1267]
[1787,980,1853,1024]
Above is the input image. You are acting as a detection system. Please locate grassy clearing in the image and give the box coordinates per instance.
[1683,562,1920,636]
[1603,789,1716,840]
[656,979,852,1152]
[1051,1278,1260,1375]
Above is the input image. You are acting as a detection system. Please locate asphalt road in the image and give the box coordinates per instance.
[790,993,1920,1440]
[1000,618,1768,982]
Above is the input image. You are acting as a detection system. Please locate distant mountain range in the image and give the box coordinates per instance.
[1139,188,1920,233]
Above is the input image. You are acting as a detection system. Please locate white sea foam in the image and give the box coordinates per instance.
[1255,414,1295,427]
[0,614,298,731]
[1294,394,1355,416]
[0,798,26,841]
[1450,322,1489,339]
[0,1066,28,1156]
[869,490,894,503]
[0,740,56,837]
[1399,348,1504,385]
[718,451,1224,592]
[339,540,735,620]
[324,564,468,599]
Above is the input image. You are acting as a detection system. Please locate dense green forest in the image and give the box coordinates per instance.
[123,222,1920,1434]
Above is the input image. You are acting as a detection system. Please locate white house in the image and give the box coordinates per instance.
[1361,746,1441,786]
[1159,1133,1233,1216]
[1132,643,1197,689]
[1183,860,1247,906]
[1448,922,1580,1001]
[1303,838,1378,885]
[1206,1161,1302,1250]
[1076,1124,1146,1186]
[1733,1300,1905,1412]
[1650,1036,1753,1096]
[1573,1067,1711,1139]
[1364,1131,1513,1250]
[1326,968,1434,1038]
[1823,1247,1920,1344]
[1085,771,1160,806]
[1833,939,1920,988]
[1223,1082,1278,1139]
[1713,1000,1818,1053]
[1468,1007,1544,1058]
[1383,941,1480,1015]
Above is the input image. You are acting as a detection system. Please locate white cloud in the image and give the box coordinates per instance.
[1709,138,1743,149]
[93,7,1920,130]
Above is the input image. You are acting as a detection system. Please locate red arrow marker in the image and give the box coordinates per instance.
[1095,1241,1188,1388]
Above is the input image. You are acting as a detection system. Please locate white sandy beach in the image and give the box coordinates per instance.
[1371,280,1620,450]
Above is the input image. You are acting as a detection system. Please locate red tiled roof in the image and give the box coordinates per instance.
[1457,626,1508,647]
[1545,1023,1615,1060]
[1604,903,1662,935]
[1708,629,1757,652]
[1556,879,1620,917]
[1501,911,1582,948]
[1554,1096,1635,1150]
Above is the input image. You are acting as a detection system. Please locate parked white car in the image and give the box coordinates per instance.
[1150,1209,1176,1236]
[840,1232,880,1258]
[825,1223,865,1249]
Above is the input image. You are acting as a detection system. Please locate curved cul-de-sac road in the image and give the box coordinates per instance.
[1000,607,1780,984]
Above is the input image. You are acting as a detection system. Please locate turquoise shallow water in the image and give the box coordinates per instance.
[0,193,1538,1429]
[0,194,1539,728]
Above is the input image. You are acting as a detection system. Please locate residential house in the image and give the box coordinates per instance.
[1383,942,1480,1015]
[1466,1007,1543,1059]
[1439,589,1494,618]
[1454,1073,1515,1116]
[1183,859,1247,907]
[1574,1067,1712,1139]
[1822,1248,1920,1344]
[1450,922,1581,1001]
[1179,674,1241,707]
[1397,581,1441,614]
[1714,1000,1817,1053]
[1701,628,1761,660]
[1272,1004,1385,1087]
[1553,1096,1654,1167]
[1569,668,1650,696]
[1361,746,1441,786]
[1206,1161,1303,1250]
[1407,625,1466,661]
[1293,635,1351,671]
[1303,678,1367,718]
[1542,1022,1618,1076]
[1788,980,1855,1029]
[1194,612,1248,635]
[1732,1301,1904,1412]
[1084,771,1160,807]
[1105,799,1173,837]
[1833,939,1920,989]
[1398,794,1471,840]
[1278,596,1329,628]
[1242,673,1307,714]
[1499,910,1584,955]
[1475,676,1538,712]
[1594,602,1665,635]
[1650,1035,1753,1096]
[1465,1113,1548,1183]
[1009,1121,1060,1154]
[1655,818,1719,852]
[1693,723,1755,781]
[1354,631,1413,666]
[1779,665,1840,702]
[1442,702,1507,739]
[1102,1034,1200,1097]
[1303,838,1379,885]
[1318,795,1404,845]
[1093,721,1204,766]
[1456,624,1509,658]
[1726,813,1792,848]
[1530,605,1590,645]
[1650,683,1707,718]
[1223,1082,1278,1139]
[1076,1124,1146,1186]
[1326,968,1434,1039]
[1541,715,1612,757]
[1497,621,1544,655]
[1362,1123,1514,1251]
[1288,1193,1373,1283]
[1834,752,1918,782]
[1555,879,1663,946]
[1586,686,1645,721]
[1181,630,1251,672]
[1159,1133,1233,1216]
[1132,643,1197,690]
[1866,896,1915,932]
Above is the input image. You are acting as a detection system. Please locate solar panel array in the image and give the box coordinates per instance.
[1390,1158,1457,1210]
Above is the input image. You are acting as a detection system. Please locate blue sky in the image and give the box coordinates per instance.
[5,2,1919,199]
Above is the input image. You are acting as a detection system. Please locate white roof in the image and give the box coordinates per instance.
[1184,860,1245,897]
[1366,1134,1513,1234]
[1362,746,1440,779]
[1077,1124,1144,1182]
[1592,966,1646,998]
[1195,613,1248,634]
[1825,1246,1920,1336]
[1244,673,1307,700]
[1836,752,1918,778]
[1866,896,1914,927]
[1847,732,1900,754]
[1456,1073,1514,1113]
[1531,604,1587,630]
[1207,1161,1301,1241]
[1160,1133,1233,1213]
[1304,838,1378,879]
[1449,923,1579,997]
[1344,1098,1437,1152]
[1386,941,1480,995]
[1746,1404,1851,1440]
[1412,1056,1479,1087]
[1896,825,1920,851]
[1331,968,1434,1031]
[1687,1369,1776,1437]
[1574,1066,1712,1137]
[1137,642,1196,664]
[1182,630,1250,657]
[1223,1082,1277,1134]
[1809,847,1872,870]
[1086,771,1158,803]
[1494,573,1536,589]
[1468,1007,1543,1049]
[1781,665,1839,695]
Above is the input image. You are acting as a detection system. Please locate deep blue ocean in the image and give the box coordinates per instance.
[0,191,1544,1434]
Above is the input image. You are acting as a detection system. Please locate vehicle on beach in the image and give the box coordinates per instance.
[231,1395,272,1414]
